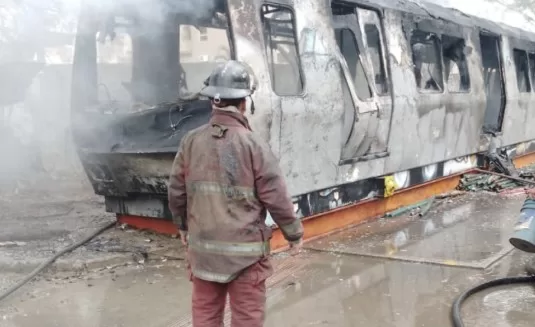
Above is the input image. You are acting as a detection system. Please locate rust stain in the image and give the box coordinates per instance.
[117,215,179,235]
[513,151,535,169]
[118,172,466,253]
[270,173,463,251]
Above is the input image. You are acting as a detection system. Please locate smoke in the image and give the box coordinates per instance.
[86,0,221,23]
[419,0,535,33]
[0,0,226,199]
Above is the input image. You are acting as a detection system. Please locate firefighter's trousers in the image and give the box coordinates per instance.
[191,262,269,327]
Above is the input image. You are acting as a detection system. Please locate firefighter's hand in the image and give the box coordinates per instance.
[288,238,303,256]
[179,230,188,246]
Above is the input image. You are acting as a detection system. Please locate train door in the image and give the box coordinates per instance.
[479,33,506,134]
[227,0,348,195]
[331,3,392,162]
[357,8,393,157]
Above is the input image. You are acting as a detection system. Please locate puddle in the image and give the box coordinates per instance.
[306,194,522,269]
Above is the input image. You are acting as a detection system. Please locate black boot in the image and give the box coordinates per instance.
[526,258,535,276]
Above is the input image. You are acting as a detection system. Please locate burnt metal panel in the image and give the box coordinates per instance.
[227,0,282,153]
[72,100,212,153]
[70,0,535,221]
[106,195,171,219]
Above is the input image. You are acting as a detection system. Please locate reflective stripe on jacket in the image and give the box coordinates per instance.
[168,106,304,283]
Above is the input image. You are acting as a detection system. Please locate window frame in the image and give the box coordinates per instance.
[479,31,507,135]
[409,27,474,95]
[512,47,532,93]
[357,6,390,96]
[410,29,445,94]
[334,27,373,101]
[260,2,306,97]
[528,52,535,92]
[441,34,472,93]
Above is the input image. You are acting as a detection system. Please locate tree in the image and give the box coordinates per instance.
[0,0,66,62]
[0,0,74,184]
[511,0,535,8]
[505,0,535,16]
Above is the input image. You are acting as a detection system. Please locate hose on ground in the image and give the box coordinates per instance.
[451,275,535,327]
[0,220,116,303]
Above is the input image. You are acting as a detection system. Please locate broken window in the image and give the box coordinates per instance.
[356,6,389,96]
[529,53,535,91]
[364,24,388,95]
[480,33,506,133]
[334,28,372,100]
[179,25,231,64]
[95,22,133,104]
[442,35,470,92]
[73,0,233,110]
[513,48,531,92]
[261,4,304,96]
[411,30,444,92]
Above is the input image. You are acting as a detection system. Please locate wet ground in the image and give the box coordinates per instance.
[1,192,535,326]
[0,183,182,275]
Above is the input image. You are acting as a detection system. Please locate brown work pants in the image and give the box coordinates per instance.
[190,262,269,327]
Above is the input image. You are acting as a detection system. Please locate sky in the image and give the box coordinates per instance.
[2,0,535,36]
[420,0,535,33]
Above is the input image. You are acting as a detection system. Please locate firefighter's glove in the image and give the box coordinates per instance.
[288,238,303,256]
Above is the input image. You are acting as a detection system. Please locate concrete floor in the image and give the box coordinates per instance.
[1,192,535,327]
[0,196,181,274]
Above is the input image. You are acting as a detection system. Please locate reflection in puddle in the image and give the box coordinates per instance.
[306,194,519,267]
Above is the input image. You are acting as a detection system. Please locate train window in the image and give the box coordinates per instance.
[442,35,470,92]
[334,28,372,100]
[513,48,531,92]
[480,33,506,133]
[364,24,388,95]
[411,30,444,92]
[261,4,304,96]
[357,7,389,95]
[529,53,535,91]
[179,24,231,92]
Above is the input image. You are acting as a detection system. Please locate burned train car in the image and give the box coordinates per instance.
[70,0,535,226]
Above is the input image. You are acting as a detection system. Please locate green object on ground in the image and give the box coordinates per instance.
[385,197,435,218]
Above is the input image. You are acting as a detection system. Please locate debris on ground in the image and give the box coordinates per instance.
[384,197,436,218]
[519,165,535,180]
[84,236,149,254]
[436,190,466,199]
[458,173,524,193]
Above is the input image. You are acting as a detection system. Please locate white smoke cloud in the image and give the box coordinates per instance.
[1,0,222,48]
[0,0,225,195]
[419,0,535,33]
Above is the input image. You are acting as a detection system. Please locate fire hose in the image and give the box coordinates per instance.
[0,220,116,303]
[451,172,535,327]
[450,274,535,327]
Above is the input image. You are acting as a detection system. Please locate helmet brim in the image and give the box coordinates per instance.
[200,86,252,100]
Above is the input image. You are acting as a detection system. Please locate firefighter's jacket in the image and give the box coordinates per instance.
[168,106,304,283]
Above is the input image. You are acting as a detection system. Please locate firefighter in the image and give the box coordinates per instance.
[168,60,304,327]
